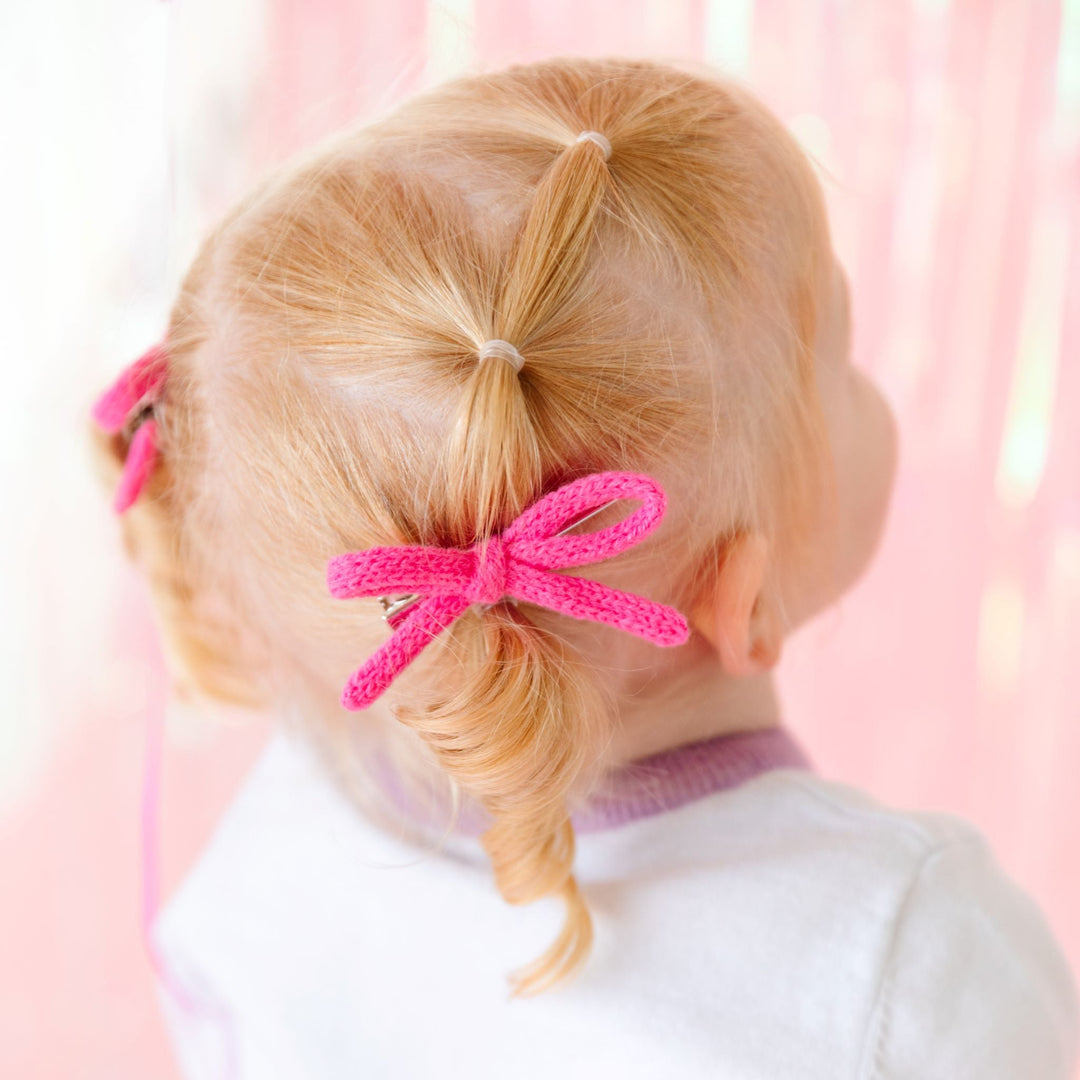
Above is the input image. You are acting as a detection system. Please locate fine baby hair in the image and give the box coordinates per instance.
[93,58,839,997]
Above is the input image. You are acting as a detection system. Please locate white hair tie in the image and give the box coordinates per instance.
[478,339,525,372]
[575,130,612,160]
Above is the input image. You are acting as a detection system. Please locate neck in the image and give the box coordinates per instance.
[323,651,785,841]
[607,660,782,764]
[327,644,783,821]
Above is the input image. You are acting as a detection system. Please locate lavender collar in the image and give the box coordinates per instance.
[377,726,811,839]
[572,725,811,833]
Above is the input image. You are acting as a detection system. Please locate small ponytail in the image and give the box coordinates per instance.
[496,133,614,344]
[443,342,542,543]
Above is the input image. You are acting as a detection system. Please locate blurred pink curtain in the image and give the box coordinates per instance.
[4,2,1076,1077]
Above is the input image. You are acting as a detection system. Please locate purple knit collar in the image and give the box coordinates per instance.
[379,725,811,839]
[572,725,811,833]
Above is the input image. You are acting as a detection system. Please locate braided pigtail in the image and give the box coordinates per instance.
[398,612,609,996]
[395,133,618,995]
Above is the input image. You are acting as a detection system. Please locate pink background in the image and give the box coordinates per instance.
[3,0,1078,1075]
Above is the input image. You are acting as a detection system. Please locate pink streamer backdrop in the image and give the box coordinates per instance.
[3,1,1077,1076]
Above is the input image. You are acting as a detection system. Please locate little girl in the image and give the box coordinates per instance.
[94,58,1077,1078]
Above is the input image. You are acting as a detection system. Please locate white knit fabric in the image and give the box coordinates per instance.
[153,731,1078,1079]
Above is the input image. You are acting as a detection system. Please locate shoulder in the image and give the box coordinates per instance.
[154,739,1078,1079]
[849,804,1079,1078]
[577,769,1079,1078]
[575,767,993,890]
[787,772,1078,1076]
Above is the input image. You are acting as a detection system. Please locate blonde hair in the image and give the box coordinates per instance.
[96,58,836,995]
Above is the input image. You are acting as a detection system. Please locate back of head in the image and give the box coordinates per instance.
[101,57,835,994]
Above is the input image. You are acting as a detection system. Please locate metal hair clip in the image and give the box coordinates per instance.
[378,594,420,623]
[377,497,621,626]
[122,401,156,442]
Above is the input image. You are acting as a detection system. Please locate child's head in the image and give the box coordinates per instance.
[98,57,896,993]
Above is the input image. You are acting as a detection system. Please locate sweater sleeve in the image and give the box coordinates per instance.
[861,832,1078,1080]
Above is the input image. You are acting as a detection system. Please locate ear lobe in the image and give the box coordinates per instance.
[691,531,783,676]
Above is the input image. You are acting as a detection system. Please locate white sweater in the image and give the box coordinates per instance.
[153,729,1078,1079]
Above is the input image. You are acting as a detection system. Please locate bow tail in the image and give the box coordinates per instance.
[340,593,471,710]
[512,566,690,648]
[113,420,160,513]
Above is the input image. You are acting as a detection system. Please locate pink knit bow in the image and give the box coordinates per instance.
[327,471,690,710]
[92,343,168,513]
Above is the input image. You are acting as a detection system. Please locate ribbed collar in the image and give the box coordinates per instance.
[377,725,812,839]
[572,725,811,833]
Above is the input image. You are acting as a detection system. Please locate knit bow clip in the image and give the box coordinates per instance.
[92,343,168,513]
[327,471,691,711]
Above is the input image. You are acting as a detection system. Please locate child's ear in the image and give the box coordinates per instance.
[690,531,783,676]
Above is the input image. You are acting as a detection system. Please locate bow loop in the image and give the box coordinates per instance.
[92,344,168,434]
[329,471,690,711]
[504,472,668,570]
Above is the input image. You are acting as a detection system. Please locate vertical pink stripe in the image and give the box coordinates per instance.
[20,9,1077,1079]
[475,0,704,67]
[262,0,427,162]
[959,1,1062,854]
[938,1,1034,462]
[877,0,950,415]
